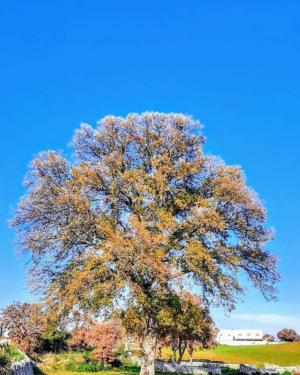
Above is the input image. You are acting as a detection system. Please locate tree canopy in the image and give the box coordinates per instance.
[1,302,46,354]
[12,112,279,375]
[156,292,216,362]
[277,329,299,342]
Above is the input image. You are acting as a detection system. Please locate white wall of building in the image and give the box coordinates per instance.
[217,329,266,346]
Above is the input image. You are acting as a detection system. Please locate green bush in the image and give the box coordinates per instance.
[0,352,10,367]
[39,323,70,353]
[7,346,25,362]
[65,362,106,372]
[119,365,140,372]
[220,368,239,375]
[82,350,94,363]
[0,345,24,367]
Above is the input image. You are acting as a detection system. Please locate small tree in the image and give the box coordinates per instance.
[12,113,279,375]
[87,322,121,365]
[186,337,215,363]
[71,322,121,365]
[277,329,299,342]
[0,302,46,354]
[70,328,90,351]
[262,334,274,342]
[156,292,215,362]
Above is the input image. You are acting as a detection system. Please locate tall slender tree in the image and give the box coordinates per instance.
[12,112,279,375]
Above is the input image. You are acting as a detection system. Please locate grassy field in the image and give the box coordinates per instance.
[38,343,300,374]
[38,353,141,374]
[41,372,138,375]
[162,343,300,366]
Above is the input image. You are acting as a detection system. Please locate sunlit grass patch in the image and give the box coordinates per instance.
[161,343,300,366]
[0,344,25,367]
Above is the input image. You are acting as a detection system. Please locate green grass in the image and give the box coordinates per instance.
[38,353,176,375]
[0,344,25,367]
[38,352,140,374]
[39,352,98,372]
[162,343,300,366]
[6,345,25,362]
[38,343,300,374]
[40,370,176,375]
[38,371,138,375]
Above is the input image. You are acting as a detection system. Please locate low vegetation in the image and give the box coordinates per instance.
[36,342,300,375]
[0,344,25,368]
[40,370,177,375]
[162,343,300,366]
[37,350,138,372]
[41,372,139,375]
[38,353,149,375]
[70,322,122,366]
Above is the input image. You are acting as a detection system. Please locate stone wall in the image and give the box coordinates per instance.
[155,360,300,374]
[5,357,34,375]
[240,364,300,375]
[155,360,238,375]
[0,340,33,375]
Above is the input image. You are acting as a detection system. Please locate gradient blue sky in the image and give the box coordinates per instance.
[0,1,299,335]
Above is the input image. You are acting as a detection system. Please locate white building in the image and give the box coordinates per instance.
[217,329,266,346]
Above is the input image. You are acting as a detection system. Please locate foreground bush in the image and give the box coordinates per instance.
[0,352,10,367]
[65,362,107,372]
[71,322,122,365]
[0,344,24,371]
[39,323,69,353]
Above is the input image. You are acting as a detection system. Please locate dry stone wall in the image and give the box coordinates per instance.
[155,360,300,375]
[5,358,33,375]
[155,360,238,374]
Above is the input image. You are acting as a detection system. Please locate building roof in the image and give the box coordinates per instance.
[217,329,263,341]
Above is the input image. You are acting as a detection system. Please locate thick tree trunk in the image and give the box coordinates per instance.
[139,333,157,375]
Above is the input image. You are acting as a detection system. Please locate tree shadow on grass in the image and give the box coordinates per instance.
[33,367,47,375]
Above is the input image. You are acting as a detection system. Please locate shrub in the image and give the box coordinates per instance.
[65,362,106,372]
[277,329,299,342]
[70,321,122,366]
[263,334,275,342]
[70,328,90,351]
[88,322,121,365]
[0,352,10,367]
[39,323,69,353]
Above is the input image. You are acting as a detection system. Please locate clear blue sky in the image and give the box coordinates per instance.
[0,1,299,335]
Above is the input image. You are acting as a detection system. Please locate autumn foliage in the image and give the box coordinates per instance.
[71,322,121,365]
[12,112,279,375]
[0,302,46,355]
[156,292,216,362]
[277,328,300,342]
[71,328,90,350]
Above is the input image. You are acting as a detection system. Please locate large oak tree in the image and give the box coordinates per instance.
[12,112,278,375]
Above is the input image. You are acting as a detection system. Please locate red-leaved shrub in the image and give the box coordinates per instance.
[70,328,90,350]
[71,322,121,365]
